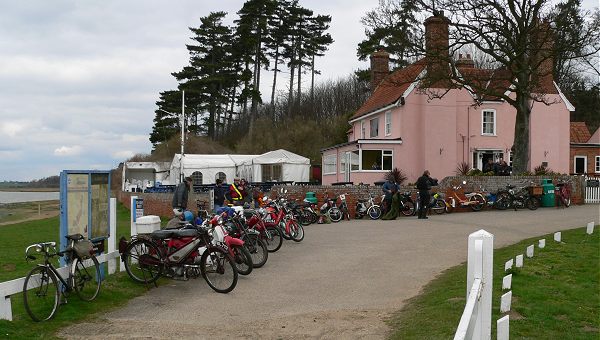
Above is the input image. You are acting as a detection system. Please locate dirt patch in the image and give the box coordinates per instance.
[0,201,59,226]
[59,309,393,339]
[582,325,599,333]
[507,310,525,320]
[1,263,16,271]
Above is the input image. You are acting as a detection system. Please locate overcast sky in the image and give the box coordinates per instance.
[0,1,597,181]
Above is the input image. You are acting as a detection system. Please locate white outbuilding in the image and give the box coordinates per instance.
[121,161,171,192]
[237,149,310,183]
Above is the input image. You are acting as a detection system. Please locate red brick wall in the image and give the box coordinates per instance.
[117,175,585,217]
[570,146,600,174]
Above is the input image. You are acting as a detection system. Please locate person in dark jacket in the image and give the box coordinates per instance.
[213,178,226,212]
[382,179,396,215]
[416,170,432,219]
[172,176,192,216]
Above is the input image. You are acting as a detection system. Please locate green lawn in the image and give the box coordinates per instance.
[387,227,599,339]
[0,202,155,339]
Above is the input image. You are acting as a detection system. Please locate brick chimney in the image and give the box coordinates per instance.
[532,20,554,92]
[456,53,475,68]
[424,11,451,82]
[370,50,390,90]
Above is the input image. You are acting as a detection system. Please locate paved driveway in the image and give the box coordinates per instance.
[60,204,599,339]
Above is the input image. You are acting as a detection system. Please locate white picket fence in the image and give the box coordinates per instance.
[584,176,600,203]
[454,230,494,340]
[0,198,124,321]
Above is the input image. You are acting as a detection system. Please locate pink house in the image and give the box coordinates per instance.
[321,14,573,185]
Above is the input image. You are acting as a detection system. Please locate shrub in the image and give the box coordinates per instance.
[455,161,470,176]
[467,169,483,176]
[385,167,408,185]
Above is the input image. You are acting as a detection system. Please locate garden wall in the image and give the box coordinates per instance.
[117,175,585,218]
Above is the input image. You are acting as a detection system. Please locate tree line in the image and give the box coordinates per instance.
[149,0,335,149]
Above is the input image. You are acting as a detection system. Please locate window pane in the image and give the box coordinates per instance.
[385,111,391,135]
[382,155,392,170]
[370,118,379,137]
[351,151,359,171]
[273,165,282,181]
[323,155,337,174]
[191,171,203,185]
[362,150,382,170]
[596,156,600,172]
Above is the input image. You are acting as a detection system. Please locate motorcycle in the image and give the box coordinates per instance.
[120,223,239,293]
[495,184,540,211]
[445,181,486,213]
[338,194,351,221]
[320,194,343,222]
[355,193,383,220]
[398,191,416,216]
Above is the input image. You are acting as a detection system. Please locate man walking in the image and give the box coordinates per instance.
[172,176,192,216]
[416,170,432,219]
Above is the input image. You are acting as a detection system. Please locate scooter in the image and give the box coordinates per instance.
[355,193,383,220]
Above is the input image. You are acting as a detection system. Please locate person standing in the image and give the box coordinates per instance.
[382,179,396,214]
[483,159,494,173]
[172,176,192,216]
[227,178,244,206]
[416,170,432,219]
[213,178,226,212]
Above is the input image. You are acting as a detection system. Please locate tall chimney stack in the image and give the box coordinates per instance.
[424,11,450,84]
[370,50,390,91]
[532,20,554,92]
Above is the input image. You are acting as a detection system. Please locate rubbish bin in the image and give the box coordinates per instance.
[305,192,318,204]
[541,179,555,207]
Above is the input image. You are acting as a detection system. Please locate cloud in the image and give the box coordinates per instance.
[0,121,29,137]
[112,150,135,159]
[54,145,83,156]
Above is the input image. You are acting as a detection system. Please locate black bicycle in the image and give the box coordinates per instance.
[22,234,101,321]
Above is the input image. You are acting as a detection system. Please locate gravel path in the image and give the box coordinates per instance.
[59,204,599,339]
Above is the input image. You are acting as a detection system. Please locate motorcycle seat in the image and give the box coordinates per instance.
[151,228,198,239]
[357,198,367,202]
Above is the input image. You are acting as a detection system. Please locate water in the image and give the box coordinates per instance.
[0,191,60,204]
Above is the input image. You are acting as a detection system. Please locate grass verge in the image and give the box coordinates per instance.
[387,226,599,339]
[0,202,156,339]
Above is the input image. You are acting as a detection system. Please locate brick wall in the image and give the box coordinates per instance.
[118,191,210,218]
[570,146,600,174]
[117,175,585,217]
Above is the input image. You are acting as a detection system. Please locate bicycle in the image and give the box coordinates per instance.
[555,181,571,207]
[22,234,101,322]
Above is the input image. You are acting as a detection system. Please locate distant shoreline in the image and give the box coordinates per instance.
[0,188,58,192]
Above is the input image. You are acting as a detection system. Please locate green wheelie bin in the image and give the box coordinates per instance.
[541,179,555,207]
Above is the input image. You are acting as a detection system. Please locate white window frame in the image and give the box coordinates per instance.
[481,109,496,136]
[360,121,365,139]
[370,118,379,138]
[596,156,600,173]
[385,111,392,136]
[574,155,587,174]
[323,154,337,175]
[360,149,393,171]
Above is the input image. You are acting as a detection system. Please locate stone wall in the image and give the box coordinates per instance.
[118,175,585,217]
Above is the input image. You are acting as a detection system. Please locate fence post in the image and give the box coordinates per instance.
[467,229,494,340]
[108,198,117,274]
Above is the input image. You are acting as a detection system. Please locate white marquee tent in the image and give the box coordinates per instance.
[170,154,256,185]
[237,149,310,183]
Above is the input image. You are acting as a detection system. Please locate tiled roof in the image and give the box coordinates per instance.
[570,122,591,143]
[351,59,559,121]
[351,59,426,120]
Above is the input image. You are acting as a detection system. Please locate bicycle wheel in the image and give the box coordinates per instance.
[300,210,312,226]
[400,201,415,216]
[367,205,382,220]
[469,195,486,211]
[279,221,292,240]
[23,266,60,322]
[328,208,343,222]
[494,192,510,210]
[431,199,446,214]
[242,234,268,268]
[231,245,253,276]
[124,239,162,284]
[264,227,283,253]
[72,255,101,301]
[560,192,571,207]
[290,220,305,242]
[200,247,238,293]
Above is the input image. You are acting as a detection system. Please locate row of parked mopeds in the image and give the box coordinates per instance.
[328,180,573,221]
[119,190,306,294]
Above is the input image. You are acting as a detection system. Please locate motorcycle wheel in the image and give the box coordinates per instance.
[290,220,305,242]
[231,245,253,276]
[432,199,446,214]
[328,208,343,222]
[200,246,238,294]
[494,192,510,210]
[400,201,415,216]
[526,197,540,210]
[124,239,162,284]
[560,195,571,207]
[242,234,268,268]
[279,221,292,240]
[300,210,312,226]
[367,205,382,220]
[263,227,283,253]
[469,195,486,211]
